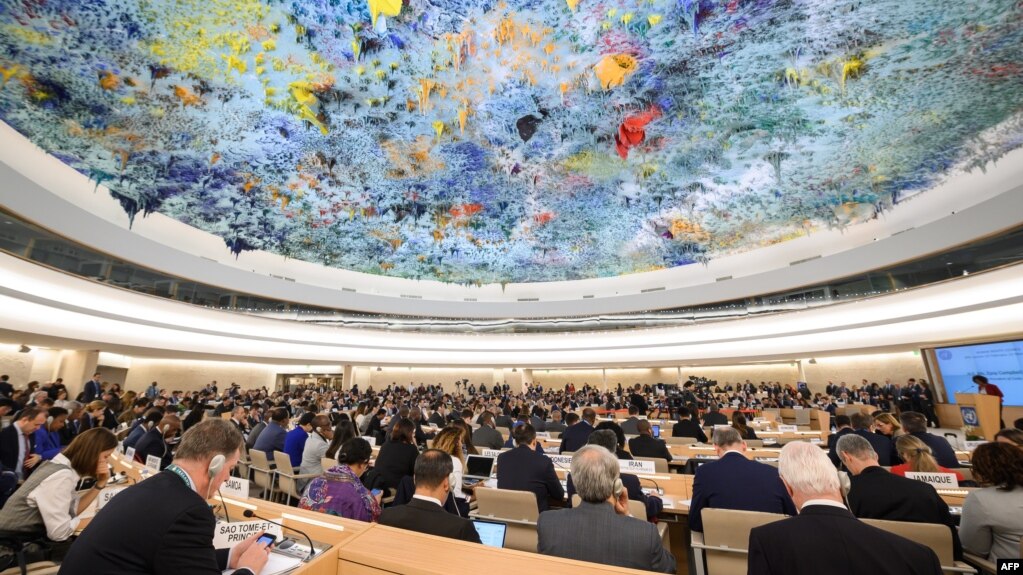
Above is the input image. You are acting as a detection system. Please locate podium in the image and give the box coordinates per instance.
[955,393,1002,441]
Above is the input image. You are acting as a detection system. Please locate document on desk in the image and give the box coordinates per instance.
[222,553,303,575]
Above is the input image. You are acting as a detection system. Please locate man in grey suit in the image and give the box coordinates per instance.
[545,410,567,434]
[619,405,642,435]
[537,445,676,573]
[471,412,505,450]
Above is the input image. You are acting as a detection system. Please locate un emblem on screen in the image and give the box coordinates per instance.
[998,559,1021,572]
[938,350,953,360]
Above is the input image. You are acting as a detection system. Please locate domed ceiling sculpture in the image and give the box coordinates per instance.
[1,1,1021,285]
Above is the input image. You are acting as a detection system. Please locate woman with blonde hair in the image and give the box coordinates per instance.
[873,412,902,439]
[892,434,964,482]
[431,426,469,505]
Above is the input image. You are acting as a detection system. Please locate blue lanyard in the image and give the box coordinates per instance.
[165,464,193,490]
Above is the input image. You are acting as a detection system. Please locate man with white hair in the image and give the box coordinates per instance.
[537,445,675,573]
[747,441,942,575]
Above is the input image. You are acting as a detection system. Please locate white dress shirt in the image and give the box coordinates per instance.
[26,453,81,541]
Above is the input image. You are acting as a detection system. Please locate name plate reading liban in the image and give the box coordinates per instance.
[145,455,162,473]
[481,449,503,458]
[212,520,283,549]
[619,459,656,474]
[777,425,798,432]
[97,486,128,510]
[905,472,959,488]
[546,454,573,468]
[220,476,250,499]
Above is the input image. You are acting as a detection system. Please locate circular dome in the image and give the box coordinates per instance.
[0,0,1021,286]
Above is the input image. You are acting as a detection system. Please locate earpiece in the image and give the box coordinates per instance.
[161,424,170,435]
[46,416,53,426]
[613,478,623,497]
[208,454,225,480]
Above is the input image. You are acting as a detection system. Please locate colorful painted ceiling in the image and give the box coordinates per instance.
[1,1,1022,285]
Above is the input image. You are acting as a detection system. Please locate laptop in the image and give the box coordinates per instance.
[464,455,495,482]
[472,519,507,548]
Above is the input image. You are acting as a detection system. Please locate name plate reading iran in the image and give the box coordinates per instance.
[619,459,656,474]
[905,472,959,488]
[546,454,573,468]
[221,476,250,499]
[213,520,283,549]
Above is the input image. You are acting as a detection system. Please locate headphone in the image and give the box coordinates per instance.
[612,478,624,498]
[208,454,225,480]
[161,424,171,435]
[46,415,53,427]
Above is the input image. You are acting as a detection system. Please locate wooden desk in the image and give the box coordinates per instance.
[337,523,663,575]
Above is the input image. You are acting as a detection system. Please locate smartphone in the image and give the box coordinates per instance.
[256,534,277,548]
[652,424,660,438]
[371,489,382,497]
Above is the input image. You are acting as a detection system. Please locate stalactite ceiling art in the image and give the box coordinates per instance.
[1,0,1021,285]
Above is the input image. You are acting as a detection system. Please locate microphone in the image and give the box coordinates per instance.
[637,476,663,496]
[242,509,316,561]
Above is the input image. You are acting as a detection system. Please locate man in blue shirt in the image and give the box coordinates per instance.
[283,412,315,466]
[33,407,68,460]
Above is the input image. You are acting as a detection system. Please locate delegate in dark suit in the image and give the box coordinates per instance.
[671,419,708,443]
[853,429,897,467]
[619,416,641,435]
[0,425,34,474]
[688,452,796,533]
[496,445,564,512]
[58,471,252,575]
[627,434,672,462]
[471,425,504,450]
[847,466,962,559]
[134,428,172,470]
[909,431,960,468]
[828,428,855,466]
[559,421,593,453]
[701,411,728,426]
[372,441,419,492]
[378,497,481,543]
[628,393,648,416]
[747,505,942,575]
[538,501,675,573]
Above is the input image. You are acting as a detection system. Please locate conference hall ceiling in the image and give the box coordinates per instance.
[1,0,1021,285]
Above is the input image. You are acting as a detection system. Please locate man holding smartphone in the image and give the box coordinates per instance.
[58,419,271,575]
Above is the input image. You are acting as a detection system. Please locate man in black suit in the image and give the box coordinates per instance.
[836,434,962,559]
[900,412,960,468]
[0,375,13,398]
[134,414,181,470]
[496,424,564,512]
[0,407,46,479]
[701,405,728,427]
[689,428,795,532]
[627,420,672,462]
[849,412,897,466]
[559,408,596,453]
[58,419,271,575]
[82,373,102,403]
[747,442,942,575]
[671,407,708,443]
[827,414,854,466]
[628,384,648,416]
[426,404,447,427]
[378,449,482,543]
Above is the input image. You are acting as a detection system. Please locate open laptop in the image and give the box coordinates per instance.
[472,519,507,548]
[464,455,495,483]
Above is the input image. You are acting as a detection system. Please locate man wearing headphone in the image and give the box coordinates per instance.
[133,414,181,470]
[58,418,270,575]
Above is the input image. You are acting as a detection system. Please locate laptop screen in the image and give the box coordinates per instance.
[465,455,495,477]
[473,520,507,548]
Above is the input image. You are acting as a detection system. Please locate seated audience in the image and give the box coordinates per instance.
[827,415,854,466]
[689,428,796,533]
[747,441,942,575]
[0,407,46,479]
[836,434,961,559]
[431,427,469,505]
[701,405,728,427]
[33,407,69,460]
[899,411,960,468]
[619,405,641,435]
[731,412,758,440]
[959,442,1023,563]
[594,421,632,459]
[873,412,903,441]
[559,408,596,453]
[378,449,481,543]
[77,400,107,433]
[671,407,708,443]
[298,415,334,484]
[496,423,563,511]
[252,407,288,457]
[566,430,661,520]
[0,428,117,558]
[284,412,315,467]
[229,406,248,435]
[134,414,181,470]
[545,410,567,434]
[449,419,479,457]
[891,435,964,482]
[122,409,164,450]
[300,438,381,522]
[849,412,897,466]
[538,445,676,573]
[324,420,357,460]
[627,420,672,462]
[471,412,504,450]
[995,428,1023,449]
[58,401,82,446]
[372,418,419,492]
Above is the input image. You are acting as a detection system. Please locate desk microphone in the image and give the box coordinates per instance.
[242,509,316,561]
[637,476,663,496]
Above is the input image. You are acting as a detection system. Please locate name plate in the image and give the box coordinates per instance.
[481,449,503,458]
[810,437,822,444]
[546,454,573,468]
[124,447,136,460]
[361,435,376,444]
[145,455,162,473]
[964,440,986,451]
[619,459,656,474]
[97,486,128,510]
[221,476,250,498]
[212,520,283,549]
[905,472,959,488]
[777,425,798,432]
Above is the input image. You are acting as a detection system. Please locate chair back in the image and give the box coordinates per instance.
[273,451,295,475]
[957,467,974,483]
[793,410,811,426]
[633,456,669,473]
[549,431,561,439]
[474,487,539,552]
[248,449,274,492]
[702,508,787,575]
[861,519,954,567]
[321,457,335,472]
[665,437,697,445]
[235,445,251,480]
[744,439,764,448]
